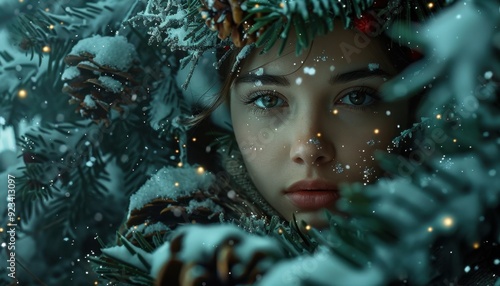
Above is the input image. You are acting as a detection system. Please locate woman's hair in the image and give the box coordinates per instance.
[185,48,242,126]
[186,31,420,127]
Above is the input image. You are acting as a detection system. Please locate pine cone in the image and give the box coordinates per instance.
[154,224,284,286]
[61,40,148,126]
[200,0,260,47]
[124,165,232,244]
[126,191,224,244]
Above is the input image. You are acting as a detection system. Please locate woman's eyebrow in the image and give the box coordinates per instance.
[234,74,290,86]
[330,68,391,83]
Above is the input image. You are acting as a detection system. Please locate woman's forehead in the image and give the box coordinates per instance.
[240,27,395,76]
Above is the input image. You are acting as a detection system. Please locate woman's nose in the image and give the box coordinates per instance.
[290,131,335,166]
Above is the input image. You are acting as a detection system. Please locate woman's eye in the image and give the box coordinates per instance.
[337,89,378,106]
[252,93,286,109]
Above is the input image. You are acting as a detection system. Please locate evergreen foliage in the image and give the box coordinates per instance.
[0,1,190,284]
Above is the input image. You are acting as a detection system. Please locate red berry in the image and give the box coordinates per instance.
[354,13,378,34]
[408,49,424,61]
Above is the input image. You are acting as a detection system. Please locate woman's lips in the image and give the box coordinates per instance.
[284,180,339,210]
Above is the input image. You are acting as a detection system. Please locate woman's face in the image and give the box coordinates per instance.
[230,27,410,227]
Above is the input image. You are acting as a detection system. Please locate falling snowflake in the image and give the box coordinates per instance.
[368,63,380,71]
[303,67,316,75]
[363,167,374,178]
[484,71,493,79]
[443,158,454,169]
[335,163,344,174]
[254,67,264,75]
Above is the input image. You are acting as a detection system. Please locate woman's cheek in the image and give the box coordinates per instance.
[332,116,397,181]
[235,119,271,167]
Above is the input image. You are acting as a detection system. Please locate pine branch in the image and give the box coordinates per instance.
[106,115,173,196]
[91,233,154,285]
[11,10,57,63]
[0,28,76,127]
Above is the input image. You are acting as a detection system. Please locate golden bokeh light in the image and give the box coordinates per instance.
[196,166,205,174]
[18,89,28,98]
[443,217,453,227]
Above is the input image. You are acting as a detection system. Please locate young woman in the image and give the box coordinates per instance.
[230,27,410,227]
[190,22,414,228]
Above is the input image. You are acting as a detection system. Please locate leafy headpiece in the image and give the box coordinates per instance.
[132,0,446,87]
